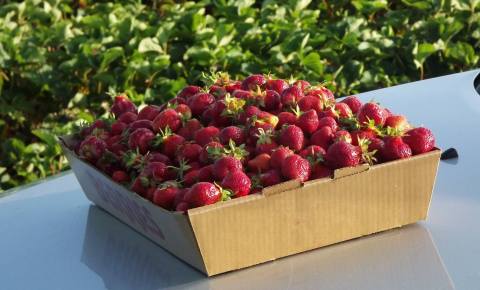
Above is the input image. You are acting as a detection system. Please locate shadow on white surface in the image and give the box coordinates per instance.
[81,206,454,290]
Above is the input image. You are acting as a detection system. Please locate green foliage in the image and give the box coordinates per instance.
[0,0,479,191]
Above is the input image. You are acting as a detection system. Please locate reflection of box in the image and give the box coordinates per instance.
[62,136,441,276]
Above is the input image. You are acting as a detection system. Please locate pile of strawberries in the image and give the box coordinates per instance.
[72,73,436,212]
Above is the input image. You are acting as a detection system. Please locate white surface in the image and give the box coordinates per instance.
[1,70,480,290]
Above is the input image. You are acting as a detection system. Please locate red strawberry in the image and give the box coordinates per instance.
[128,128,155,154]
[281,154,311,182]
[403,127,435,154]
[209,85,227,98]
[199,141,224,164]
[311,164,332,179]
[174,103,192,120]
[111,121,127,135]
[333,130,352,143]
[221,170,252,197]
[350,129,376,146]
[152,184,180,210]
[261,90,282,111]
[381,136,412,161]
[183,169,200,187]
[279,125,305,152]
[146,152,171,165]
[341,96,362,114]
[270,146,294,170]
[111,95,137,118]
[247,153,271,173]
[278,111,298,127]
[260,169,283,187]
[154,131,185,158]
[198,165,214,182]
[118,112,138,124]
[152,108,181,133]
[318,117,338,132]
[129,119,154,131]
[385,115,409,132]
[194,126,220,147]
[265,79,289,94]
[255,128,277,155]
[173,189,188,209]
[281,85,303,107]
[167,97,186,106]
[307,86,334,103]
[325,141,361,169]
[138,105,162,121]
[334,103,353,119]
[178,143,203,162]
[368,137,385,162]
[232,89,254,101]
[293,79,310,90]
[177,85,201,99]
[238,105,261,124]
[176,201,190,212]
[111,170,130,183]
[310,126,334,150]
[213,156,243,180]
[241,74,266,91]
[225,81,242,93]
[188,92,215,117]
[357,102,387,126]
[219,126,246,145]
[131,175,150,197]
[185,182,222,207]
[144,161,168,182]
[318,106,339,120]
[299,145,326,160]
[177,118,203,140]
[209,101,231,127]
[296,109,319,134]
[80,119,107,137]
[298,95,323,113]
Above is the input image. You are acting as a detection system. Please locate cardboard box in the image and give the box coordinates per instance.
[60,136,441,276]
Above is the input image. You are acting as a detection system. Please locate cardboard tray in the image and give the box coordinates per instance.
[60,135,441,276]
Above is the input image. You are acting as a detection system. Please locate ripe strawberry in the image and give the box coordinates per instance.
[318,117,338,132]
[118,112,138,124]
[385,115,409,132]
[281,85,303,107]
[279,125,305,152]
[111,121,127,135]
[178,143,203,162]
[299,145,326,160]
[152,184,180,210]
[173,188,188,209]
[138,105,162,121]
[334,103,353,119]
[232,89,254,101]
[177,118,203,140]
[238,105,261,124]
[209,101,231,127]
[111,170,130,184]
[265,79,289,94]
[154,131,186,158]
[260,169,283,187]
[213,156,243,180]
[129,119,154,131]
[219,126,246,145]
[247,153,271,173]
[307,86,335,103]
[167,97,186,106]
[281,154,311,182]
[143,161,168,182]
[188,92,215,117]
[198,164,214,182]
[183,169,200,187]
[152,108,181,133]
[225,81,242,93]
[278,111,298,127]
[255,129,277,155]
[177,85,201,99]
[185,182,222,207]
[174,103,192,120]
[106,135,127,156]
[311,164,332,179]
[357,102,387,126]
[368,137,384,162]
[270,146,294,170]
[80,119,107,137]
[341,96,362,114]
[310,126,334,150]
[209,85,227,98]
[350,129,376,146]
[145,152,171,165]
[260,90,282,111]
[111,94,137,118]
[241,74,266,91]
[128,128,155,154]
[381,136,412,161]
[403,127,435,154]
[176,201,190,212]
[325,141,361,169]
[131,175,150,197]
[296,109,319,134]
[293,79,310,91]
[221,170,252,197]
[333,130,352,143]
[194,126,220,147]
[199,141,224,164]
[298,95,322,113]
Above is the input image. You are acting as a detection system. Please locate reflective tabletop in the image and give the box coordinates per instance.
[2,70,480,290]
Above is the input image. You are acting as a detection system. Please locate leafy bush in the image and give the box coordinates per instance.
[0,0,479,191]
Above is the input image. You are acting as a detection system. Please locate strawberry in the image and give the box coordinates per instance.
[307,86,335,102]
[177,85,201,99]
[111,121,127,135]
[167,97,186,106]
[325,141,361,169]
[145,152,171,165]
[270,146,294,170]
[278,111,298,127]
[385,115,409,132]
[381,136,412,161]
[178,143,203,162]
[173,188,188,209]
[138,105,162,121]
[118,112,138,124]
[333,130,352,143]
[198,164,214,182]
[357,102,387,126]
[194,126,220,147]
[260,90,282,111]
[293,79,310,90]
[143,161,168,182]
[265,79,289,94]
[281,85,303,107]
[221,170,252,197]
[188,92,215,117]
[199,141,224,164]
[368,137,384,162]
[152,183,180,210]
[247,153,271,173]
[311,164,332,179]
[350,129,376,146]
[176,201,190,212]
[241,74,266,91]
[209,101,231,127]
[219,126,246,145]
[232,89,254,101]
[281,154,311,182]
[111,94,137,118]
[111,170,130,184]
[403,127,435,154]
[260,169,283,187]
[299,145,326,160]
[295,109,319,134]
[318,117,338,132]
[341,96,362,114]
[131,175,150,197]
[152,108,181,133]
[177,118,203,140]
[174,103,192,120]
[255,129,277,155]
[318,106,339,120]
[80,119,107,137]
[298,95,323,113]
[153,129,185,158]
[279,125,305,152]
[185,182,223,207]
[310,126,334,150]
[183,169,200,187]
[209,85,227,98]
[334,103,353,119]
[213,156,243,180]
[238,105,261,124]
[225,81,242,93]
[129,119,154,131]
[128,128,155,154]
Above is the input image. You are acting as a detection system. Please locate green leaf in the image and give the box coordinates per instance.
[302,52,324,74]
[138,37,163,54]
[413,43,437,68]
[100,47,124,71]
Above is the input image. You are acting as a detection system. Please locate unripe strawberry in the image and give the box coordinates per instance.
[281,154,311,182]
